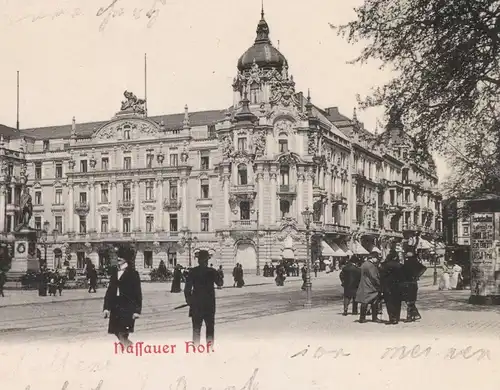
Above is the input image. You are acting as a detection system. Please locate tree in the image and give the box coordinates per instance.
[335,0,500,195]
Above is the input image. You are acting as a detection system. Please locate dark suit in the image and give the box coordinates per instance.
[103,266,142,335]
[380,258,404,322]
[184,265,223,345]
[339,263,361,314]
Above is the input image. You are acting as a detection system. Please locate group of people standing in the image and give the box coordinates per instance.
[38,267,65,297]
[232,263,245,287]
[340,246,426,324]
[439,262,463,290]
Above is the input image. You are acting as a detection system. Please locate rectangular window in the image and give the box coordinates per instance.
[169,182,178,200]
[77,252,85,269]
[123,184,131,202]
[55,163,63,178]
[200,212,209,232]
[169,214,178,232]
[208,124,216,139]
[279,140,288,153]
[6,215,11,232]
[145,181,154,200]
[168,251,177,266]
[144,251,153,269]
[146,215,154,233]
[34,191,42,205]
[80,160,88,173]
[35,163,42,179]
[146,153,154,168]
[200,179,209,199]
[101,184,109,203]
[123,157,132,170]
[237,137,247,151]
[35,216,42,231]
[123,217,131,233]
[55,216,63,233]
[101,157,109,170]
[43,140,49,151]
[101,215,108,233]
[463,226,469,236]
[200,151,210,170]
[8,164,13,176]
[170,154,178,167]
[54,189,63,205]
[79,216,86,233]
[79,192,87,204]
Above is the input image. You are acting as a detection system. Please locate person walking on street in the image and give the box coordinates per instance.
[401,251,426,322]
[0,270,6,297]
[103,255,142,347]
[217,265,224,289]
[356,251,382,323]
[88,264,98,293]
[184,251,223,346]
[379,250,404,324]
[339,257,361,315]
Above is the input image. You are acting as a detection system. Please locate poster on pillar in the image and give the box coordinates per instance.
[470,213,498,297]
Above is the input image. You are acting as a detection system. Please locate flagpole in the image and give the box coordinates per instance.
[16,71,19,130]
[144,53,148,117]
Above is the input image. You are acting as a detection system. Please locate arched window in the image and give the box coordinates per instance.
[279,165,289,186]
[237,164,248,185]
[250,83,259,104]
[280,200,290,218]
[278,132,288,153]
[123,125,131,140]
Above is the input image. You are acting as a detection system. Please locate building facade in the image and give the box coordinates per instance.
[443,198,470,247]
[0,12,443,274]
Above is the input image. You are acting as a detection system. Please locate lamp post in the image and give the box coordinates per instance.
[39,221,58,269]
[181,229,197,267]
[301,206,313,309]
[433,233,438,286]
[251,209,261,276]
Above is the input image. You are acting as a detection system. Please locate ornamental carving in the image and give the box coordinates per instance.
[221,135,234,159]
[120,90,146,115]
[180,141,189,164]
[143,204,156,212]
[308,131,318,155]
[274,119,294,136]
[277,152,299,166]
[97,205,111,212]
[93,119,159,142]
[229,193,255,210]
[251,130,266,157]
[68,160,75,170]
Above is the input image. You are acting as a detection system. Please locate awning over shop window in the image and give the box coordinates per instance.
[338,243,353,256]
[320,241,336,257]
[363,243,382,254]
[417,238,432,250]
[352,242,369,255]
[331,242,348,257]
[282,248,294,259]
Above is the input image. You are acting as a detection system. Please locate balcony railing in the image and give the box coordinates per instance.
[313,186,327,198]
[74,201,90,214]
[232,220,257,229]
[230,184,256,194]
[117,200,134,212]
[277,184,296,194]
[324,224,350,234]
[163,198,182,211]
[331,193,343,203]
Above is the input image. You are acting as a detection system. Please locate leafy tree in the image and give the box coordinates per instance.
[334,0,500,195]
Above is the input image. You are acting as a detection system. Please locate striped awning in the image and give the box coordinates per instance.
[352,242,369,255]
[338,242,353,256]
[330,242,348,257]
[321,241,336,256]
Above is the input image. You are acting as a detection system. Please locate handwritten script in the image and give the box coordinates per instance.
[8,0,168,31]
[380,345,491,361]
[290,345,351,359]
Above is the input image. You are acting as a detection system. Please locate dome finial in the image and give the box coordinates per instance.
[261,0,265,19]
[255,2,270,43]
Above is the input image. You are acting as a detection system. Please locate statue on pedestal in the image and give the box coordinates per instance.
[17,188,33,229]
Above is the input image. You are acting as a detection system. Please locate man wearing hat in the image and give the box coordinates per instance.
[401,251,426,322]
[355,251,382,323]
[339,256,361,316]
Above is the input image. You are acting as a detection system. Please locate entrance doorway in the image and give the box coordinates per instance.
[235,242,256,270]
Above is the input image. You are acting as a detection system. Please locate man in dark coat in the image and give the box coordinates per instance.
[184,251,223,346]
[88,264,98,293]
[339,257,361,315]
[103,257,142,347]
[379,251,405,324]
[401,252,425,322]
[355,252,381,323]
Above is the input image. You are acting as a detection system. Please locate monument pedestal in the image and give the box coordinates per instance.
[9,226,38,276]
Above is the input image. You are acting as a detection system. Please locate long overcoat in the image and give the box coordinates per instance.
[103,266,142,334]
[339,263,361,298]
[355,260,381,304]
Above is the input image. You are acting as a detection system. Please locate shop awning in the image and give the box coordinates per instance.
[417,238,432,250]
[282,248,294,259]
[331,242,348,257]
[363,243,382,254]
[338,243,353,256]
[320,241,336,257]
[352,242,369,255]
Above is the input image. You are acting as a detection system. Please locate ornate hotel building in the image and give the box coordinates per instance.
[0,12,442,274]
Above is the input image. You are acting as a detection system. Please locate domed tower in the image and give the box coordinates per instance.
[232,7,288,109]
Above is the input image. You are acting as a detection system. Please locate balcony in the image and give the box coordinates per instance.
[196,197,213,207]
[277,184,296,195]
[74,201,90,215]
[331,193,343,204]
[324,224,350,234]
[230,184,256,195]
[64,231,182,241]
[388,180,403,188]
[117,200,134,213]
[387,204,403,213]
[231,220,257,229]
[163,198,182,211]
[313,185,327,199]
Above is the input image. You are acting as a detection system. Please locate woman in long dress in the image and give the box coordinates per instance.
[103,257,142,347]
[439,262,451,290]
[170,265,183,293]
[450,263,463,290]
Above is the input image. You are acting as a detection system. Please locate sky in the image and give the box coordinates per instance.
[0,0,450,181]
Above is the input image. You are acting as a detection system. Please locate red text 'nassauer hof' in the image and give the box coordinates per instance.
[114,341,214,356]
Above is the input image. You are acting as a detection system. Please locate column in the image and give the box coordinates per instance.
[134,181,140,231]
[0,184,5,232]
[181,177,188,229]
[352,181,357,225]
[297,173,304,220]
[257,173,264,224]
[164,180,170,230]
[307,171,313,209]
[223,176,230,226]
[68,184,74,233]
[89,183,95,231]
[325,174,332,224]
[139,181,146,231]
[270,172,277,224]
[157,179,164,231]
[111,181,117,231]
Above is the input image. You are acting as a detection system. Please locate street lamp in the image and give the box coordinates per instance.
[180,229,197,267]
[251,209,260,276]
[433,233,438,286]
[301,206,313,309]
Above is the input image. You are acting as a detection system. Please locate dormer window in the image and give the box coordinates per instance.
[123,126,131,140]
[249,83,259,104]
